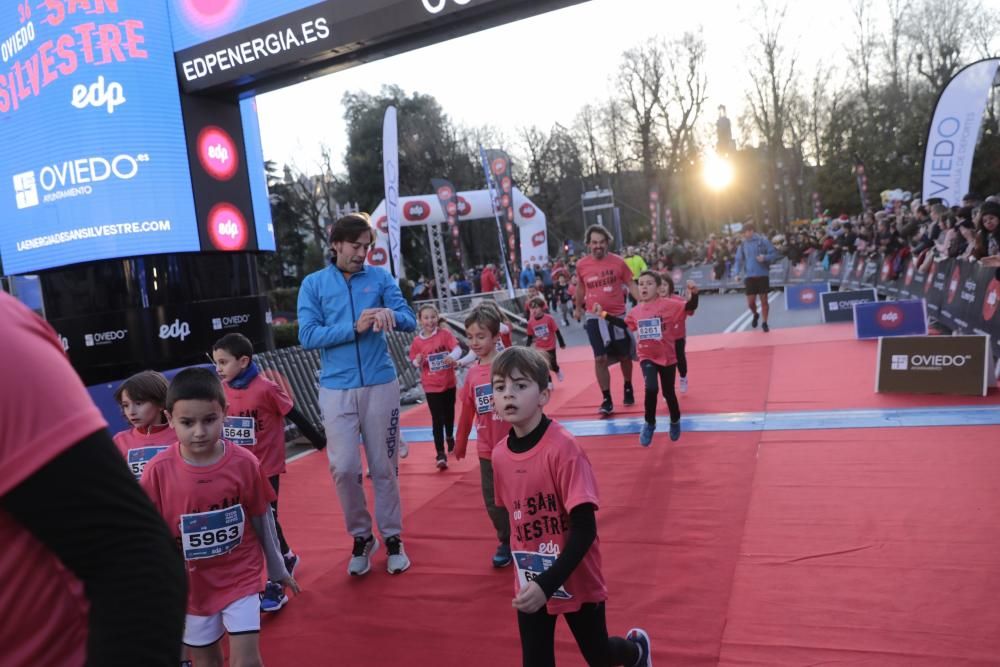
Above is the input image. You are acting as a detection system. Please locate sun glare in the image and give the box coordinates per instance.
[703,153,733,191]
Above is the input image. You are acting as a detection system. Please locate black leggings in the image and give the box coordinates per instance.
[517,602,637,667]
[268,475,290,556]
[425,387,457,455]
[675,337,687,378]
[545,349,560,373]
[641,360,680,425]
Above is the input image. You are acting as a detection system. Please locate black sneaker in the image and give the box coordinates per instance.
[626,628,652,666]
[751,312,759,328]
[762,322,770,333]
[446,437,455,453]
[492,543,512,568]
[599,397,614,415]
[435,453,448,470]
[623,384,635,406]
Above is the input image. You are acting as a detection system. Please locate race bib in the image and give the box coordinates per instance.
[637,317,662,341]
[474,383,494,415]
[513,551,571,600]
[495,340,506,353]
[180,504,245,561]
[223,416,256,446]
[428,352,449,372]
[534,325,550,339]
[126,445,168,480]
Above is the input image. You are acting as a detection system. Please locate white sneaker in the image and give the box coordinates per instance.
[348,535,378,576]
[385,536,411,574]
[399,436,409,459]
[679,377,688,393]
[556,370,565,382]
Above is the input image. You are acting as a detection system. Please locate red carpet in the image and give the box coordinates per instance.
[259,325,1000,665]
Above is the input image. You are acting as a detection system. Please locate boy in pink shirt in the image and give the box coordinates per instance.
[490,347,652,667]
[142,367,299,666]
[212,333,325,612]
[455,302,513,568]
[525,296,566,382]
[112,370,176,480]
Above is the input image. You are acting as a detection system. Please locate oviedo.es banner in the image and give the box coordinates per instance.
[672,251,1000,357]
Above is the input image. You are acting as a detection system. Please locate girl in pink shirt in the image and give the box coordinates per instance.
[112,370,176,481]
[409,304,462,469]
[599,270,698,445]
[659,275,700,394]
[490,347,652,667]
[525,296,567,382]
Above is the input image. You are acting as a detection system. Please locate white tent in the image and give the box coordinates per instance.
[366,186,548,273]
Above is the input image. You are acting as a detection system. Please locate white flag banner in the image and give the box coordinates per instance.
[923,58,1000,206]
[382,105,402,279]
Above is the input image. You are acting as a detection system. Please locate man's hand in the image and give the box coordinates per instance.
[591,302,603,315]
[282,574,301,595]
[756,254,765,262]
[371,308,396,332]
[512,581,547,614]
[355,310,376,333]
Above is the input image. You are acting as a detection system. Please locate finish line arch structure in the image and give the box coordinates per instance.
[0,0,585,389]
[368,187,548,292]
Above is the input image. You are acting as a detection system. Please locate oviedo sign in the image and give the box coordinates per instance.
[877,335,993,396]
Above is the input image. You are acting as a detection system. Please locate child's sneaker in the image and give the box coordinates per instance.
[623,384,635,406]
[669,420,681,442]
[446,437,455,453]
[436,453,448,470]
[385,535,411,574]
[556,370,565,382]
[260,581,288,613]
[639,423,655,447]
[626,628,652,666]
[348,535,378,576]
[283,551,299,576]
[492,542,512,568]
[398,436,409,459]
[679,377,688,393]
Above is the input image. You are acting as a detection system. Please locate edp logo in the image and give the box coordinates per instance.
[422,0,473,15]
[159,319,191,342]
[71,76,126,114]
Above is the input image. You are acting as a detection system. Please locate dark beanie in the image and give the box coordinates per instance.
[980,200,1000,220]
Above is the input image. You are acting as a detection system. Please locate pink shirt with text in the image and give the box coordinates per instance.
[528,313,559,351]
[492,420,606,614]
[624,298,687,366]
[576,253,633,316]
[113,424,177,480]
[459,361,509,460]
[0,292,107,667]
[409,328,459,394]
[222,375,294,477]
[669,294,692,339]
[141,443,275,616]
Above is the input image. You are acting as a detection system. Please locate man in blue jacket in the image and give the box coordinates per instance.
[298,213,416,577]
[733,222,782,332]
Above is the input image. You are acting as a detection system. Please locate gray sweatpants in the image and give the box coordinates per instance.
[319,380,403,540]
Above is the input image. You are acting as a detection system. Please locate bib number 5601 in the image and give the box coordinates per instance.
[422,0,472,14]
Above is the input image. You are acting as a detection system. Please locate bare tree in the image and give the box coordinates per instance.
[849,0,878,109]
[616,37,667,178]
[573,104,604,180]
[744,1,799,152]
[599,98,631,177]
[905,0,981,90]
[658,30,709,176]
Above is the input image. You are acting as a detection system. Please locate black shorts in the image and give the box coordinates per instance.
[584,317,634,361]
[744,276,770,295]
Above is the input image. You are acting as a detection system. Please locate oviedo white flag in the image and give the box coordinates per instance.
[922,58,1000,206]
[370,105,402,279]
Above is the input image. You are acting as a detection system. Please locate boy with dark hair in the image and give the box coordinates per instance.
[212,332,325,612]
[490,347,652,667]
[455,302,513,568]
[142,368,299,667]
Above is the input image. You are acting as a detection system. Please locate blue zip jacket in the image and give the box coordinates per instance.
[297,264,416,390]
[734,233,782,278]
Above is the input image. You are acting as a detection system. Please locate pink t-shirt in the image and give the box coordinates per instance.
[459,361,509,460]
[113,424,177,480]
[624,298,687,366]
[0,292,107,667]
[669,294,692,339]
[409,328,459,394]
[492,420,607,615]
[528,313,559,351]
[141,442,275,616]
[576,253,633,316]
[222,375,294,477]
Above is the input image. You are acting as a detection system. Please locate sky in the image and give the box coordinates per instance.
[253,0,855,174]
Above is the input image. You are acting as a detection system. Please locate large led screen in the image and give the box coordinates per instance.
[0,0,199,275]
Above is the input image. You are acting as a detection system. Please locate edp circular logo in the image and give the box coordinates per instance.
[207,203,248,251]
[404,201,431,222]
[367,247,388,266]
[520,203,536,218]
[197,126,239,181]
[376,215,389,235]
[799,288,817,304]
[178,0,243,30]
[983,279,1000,322]
[877,304,904,329]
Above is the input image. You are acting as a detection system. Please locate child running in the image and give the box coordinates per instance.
[455,302,513,568]
[409,304,462,469]
[597,270,696,445]
[113,370,176,481]
[141,367,299,667]
[490,347,652,667]
[659,276,699,393]
[525,296,566,382]
[212,333,325,613]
